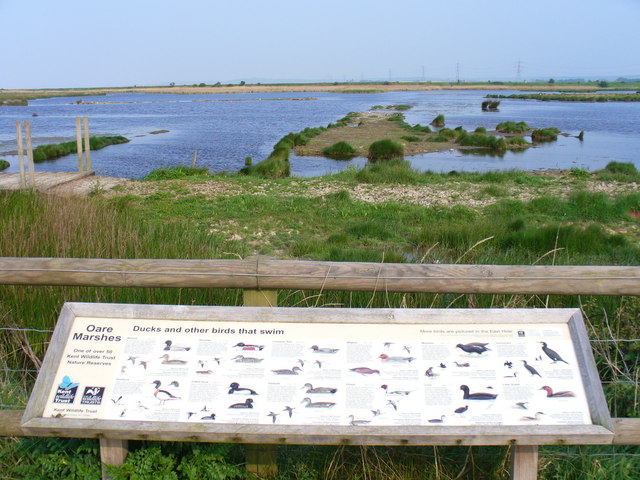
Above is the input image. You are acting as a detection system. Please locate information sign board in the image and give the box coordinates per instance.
[22,303,614,445]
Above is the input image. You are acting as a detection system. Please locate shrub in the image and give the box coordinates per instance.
[474,126,487,134]
[323,141,357,159]
[531,128,559,142]
[0,159,10,171]
[496,121,529,133]
[601,161,637,175]
[437,128,458,140]
[505,136,530,147]
[401,135,421,142]
[430,114,445,127]
[368,139,404,161]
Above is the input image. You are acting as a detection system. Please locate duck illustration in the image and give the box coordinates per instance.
[303,383,337,394]
[522,360,542,377]
[272,366,302,375]
[164,340,191,351]
[425,367,438,377]
[454,405,468,414]
[540,386,575,398]
[229,398,254,409]
[159,354,188,365]
[228,382,258,395]
[301,397,335,408]
[428,415,446,423]
[541,342,569,364]
[151,380,181,405]
[234,342,264,351]
[515,402,529,410]
[196,370,214,374]
[380,384,411,396]
[350,367,380,375]
[454,361,470,367]
[201,413,216,420]
[231,355,264,363]
[456,342,490,354]
[349,415,371,426]
[378,354,415,363]
[520,412,545,421]
[310,345,339,354]
[460,385,498,400]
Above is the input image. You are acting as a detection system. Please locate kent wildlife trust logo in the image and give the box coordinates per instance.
[53,375,79,404]
[81,386,105,405]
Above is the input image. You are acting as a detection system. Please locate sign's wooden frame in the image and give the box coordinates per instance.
[22,303,614,445]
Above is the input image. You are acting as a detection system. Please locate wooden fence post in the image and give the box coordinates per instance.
[100,437,129,480]
[24,121,35,187]
[243,287,279,476]
[15,121,26,188]
[76,117,83,172]
[510,445,539,480]
[83,117,91,172]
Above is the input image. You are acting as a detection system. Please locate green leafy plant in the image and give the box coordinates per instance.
[0,158,9,171]
[367,139,404,161]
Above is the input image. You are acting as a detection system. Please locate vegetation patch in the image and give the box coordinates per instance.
[149,130,169,135]
[531,127,560,142]
[143,166,210,181]
[488,93,640,102]
[371,104,412,111]
[32,136,129,163]
[322,141,357,159]
[430,114,445,127]
[0,159,9,171]
[496,121,529,133]
[368,139,404,161]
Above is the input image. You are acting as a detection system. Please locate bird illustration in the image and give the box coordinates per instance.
[283,406,295,418]
[454,405,469,414]
[229,398,254,409]
[504,372,518,378]
[454,361,470,368]
[137,401,149,410]
[268,412,279,423]
[151,380,181,405]
[520,412,545,422]
[127,356,138,365]
[187,412,196,419]
[201,405,209,412]
[111,396,123,405]
[349,415,371,426]
[298,359,305,368]
[303,383,337,394]
[272,366,302,375]
[380,384,411,396]
[234,342,264,351]
[310,345,339,354]
[504,360,513,369]
[350,367,380,375]
[541,342,569,364]
[387,400,398,411]
[120,409,126,417]
[198,360,205,368]
[169,381,180,388]
[428,415,446,423]
[120,366,127,374]
[371,409,381,417]
[522,360,542,377]
[315,360,323,368]
[379,354,415,363]
[515,402,529,410]
[460,385,498,400]
[301,397,335,408]
[164,340,191,351]
[540,386,575,398]
[159,354,187,365]
[425,367,438,377]
[439,363,447,369]
[139,360,149,370]
[403,346,412,354]
[232,355,264,363]
[456,343,490,354]
[201,414,216,420]
[196,370,213,374]
[228,382,258,395]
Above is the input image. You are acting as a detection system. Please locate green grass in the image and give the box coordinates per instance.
[368,139,404,161]
[0,159,9,171]
[143,166,211,180]
[496,121,529,133]
[430,114,445,127]
[32,136,129,163]
[322,141,357,159]
[488,93,640,102]
[531,127,560,142]
[1,169,639,478]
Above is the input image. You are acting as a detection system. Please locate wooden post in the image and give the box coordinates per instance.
[191,150,197,168]
[243,286,278,476]
[15,121,26,188]
[510,445,539,480]
[100,437,128,480]
[83,117,91,172]
[76,117,83,172]
[24,121,35,187]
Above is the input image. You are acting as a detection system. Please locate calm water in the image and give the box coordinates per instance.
[1,90,639,178]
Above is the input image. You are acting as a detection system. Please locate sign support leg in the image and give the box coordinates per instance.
[243,288,279,476]
[100,437,128,480]
[510,445,538,480]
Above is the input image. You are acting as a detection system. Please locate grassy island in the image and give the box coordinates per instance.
[32,136,129,162]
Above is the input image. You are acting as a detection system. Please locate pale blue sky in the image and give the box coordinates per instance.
[1,0,639,89]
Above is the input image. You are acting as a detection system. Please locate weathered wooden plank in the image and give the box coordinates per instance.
[1,258,639,295]
[3,411,638,445]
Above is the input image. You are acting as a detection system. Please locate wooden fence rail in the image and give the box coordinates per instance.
[1,257,639,480]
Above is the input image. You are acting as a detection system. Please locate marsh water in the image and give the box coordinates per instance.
[1,90,639,178]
